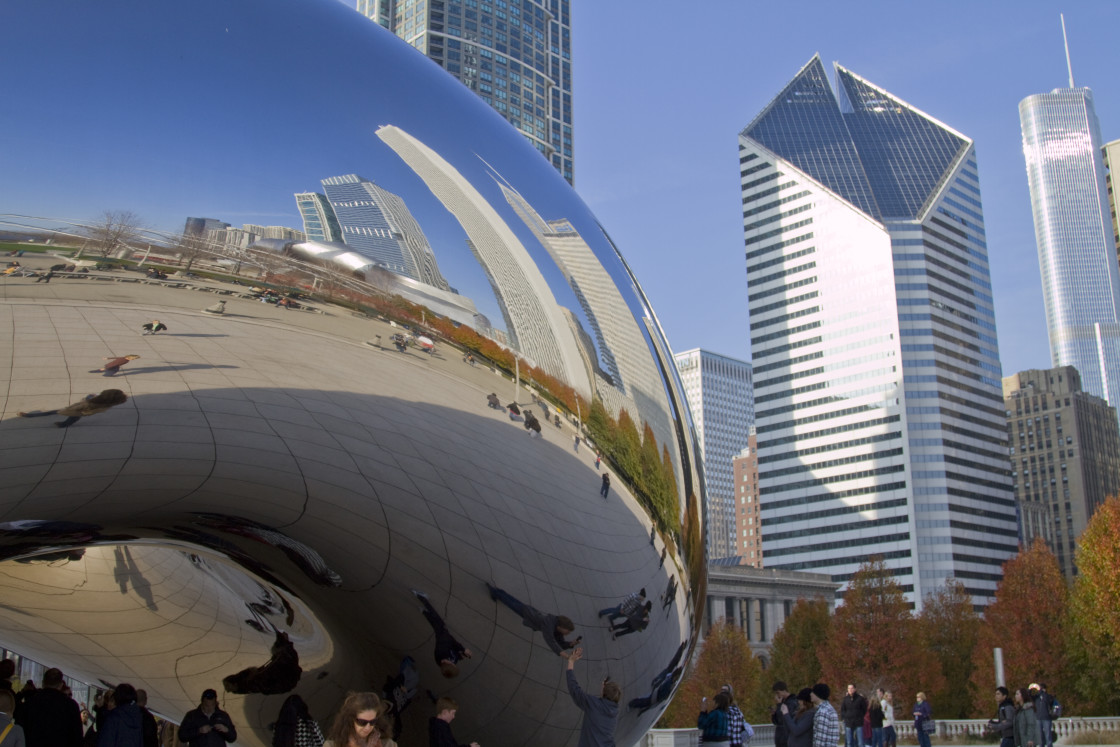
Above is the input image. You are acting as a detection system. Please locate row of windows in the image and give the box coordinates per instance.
[741,180,798,206]
[763,532,911,558]
[750,291,819,319]
[760,415,902,450]
[762,481,908,513]
[753,349,823,375]
[749,305,818,332]
[748,274,816,303]
[742,190,812,219]
[757,399,893,435]
[746,246,815,275]
[740,161,772,178]
[760,430,902,465]
[763,497,909,527]
[745,217,814,247]
[745,230,815,261]
[771,551,911,576]
[755,366,892,401]
[743,202,813,233]
[765,513,909,543]
[764,463,906,496]
[741,170,782,193]
[763,447,904,479]
[751,320,821,348]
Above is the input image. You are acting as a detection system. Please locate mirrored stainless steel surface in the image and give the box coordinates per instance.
[0,2,705,744]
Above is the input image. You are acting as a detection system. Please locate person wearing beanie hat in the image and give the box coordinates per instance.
[178,688,236,746]
[810,684,839,747]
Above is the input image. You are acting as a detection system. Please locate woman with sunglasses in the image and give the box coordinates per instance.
[324,692,383,747]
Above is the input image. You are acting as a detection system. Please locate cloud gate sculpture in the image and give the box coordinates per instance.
[0,1,705,745]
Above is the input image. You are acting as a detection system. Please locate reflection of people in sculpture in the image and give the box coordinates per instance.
[486,393,501,409]
[486,583,580,655]
[610,601,652,639]
[561,647,620,746]
[429,696,479,747]
[381,656,419,741]
[628,666,683,715]
[661,576,677,610]
[18,389,128,428]
[412,590,472,678]
[598,589,645,623]
[523,410,542,435]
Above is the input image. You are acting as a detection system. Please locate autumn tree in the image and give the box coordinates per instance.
[918,580,980,718]
[1067,496,1120,714]
[819,559,943,709]
[756,597,831,716]
[659,620,763,728]
[83,209,142,258]
[968,539,1069,716]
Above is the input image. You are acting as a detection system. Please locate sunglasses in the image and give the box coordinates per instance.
[355,718,376,727]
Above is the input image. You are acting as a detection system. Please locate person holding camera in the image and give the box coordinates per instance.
[562,648,619,747]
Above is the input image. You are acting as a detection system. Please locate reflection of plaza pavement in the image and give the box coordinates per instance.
[0,272,687,746]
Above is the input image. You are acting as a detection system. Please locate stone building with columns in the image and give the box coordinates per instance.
[704,563,836,664]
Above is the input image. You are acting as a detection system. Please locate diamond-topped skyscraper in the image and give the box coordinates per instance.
[739,56,1016,606]
[1020,86,1120,412]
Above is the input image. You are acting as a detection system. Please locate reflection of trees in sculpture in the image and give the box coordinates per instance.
[585,398,679,533]
[83,209,142,258]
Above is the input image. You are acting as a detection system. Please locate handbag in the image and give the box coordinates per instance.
[296,718,325,747]
[921,719,937,734]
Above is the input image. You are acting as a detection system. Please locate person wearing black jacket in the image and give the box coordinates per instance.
[178,689,236,747]
[429,697,479,747]
[772,681,800,747]
[985,687,1016,747]
[13,667,82,747]
[841,685,868,747]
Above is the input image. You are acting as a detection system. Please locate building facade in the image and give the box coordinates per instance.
[295,192,344,244]
[703,563,835,664]
[319,174,451,290]
[739,56,1017,607]
[731,431,762,566]
[357,0,574,184]
[1004,366,1120,578]
[1020,88,1120,415]
[673,349,753,562]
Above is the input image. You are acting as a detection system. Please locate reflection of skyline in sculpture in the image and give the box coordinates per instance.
[376,124,590,396]
[294,193,343,244]
[309,174,451,291]
[249,237,486,330]
[498,180,678,457]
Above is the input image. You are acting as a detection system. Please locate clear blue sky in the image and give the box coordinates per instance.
[571,1,1120,380]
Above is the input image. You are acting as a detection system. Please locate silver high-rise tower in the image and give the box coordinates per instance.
[739,56,1017,607]
[357,0,573,185]
[1020,87,1120,411]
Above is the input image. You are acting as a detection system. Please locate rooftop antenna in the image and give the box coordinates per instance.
[1061,14,1075,87]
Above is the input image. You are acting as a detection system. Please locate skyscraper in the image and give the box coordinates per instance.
[376,124,589,397]
[1020,87,1120,412]
[1003,366,1120,579]
[673,349,753,562]
[295,192,343,244]
[740,56,1016,606]
[356,0,573,184]
[319,174,450,290]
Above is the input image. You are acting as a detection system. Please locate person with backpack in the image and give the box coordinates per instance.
[721,685,753,747]
[985,687,1016,747]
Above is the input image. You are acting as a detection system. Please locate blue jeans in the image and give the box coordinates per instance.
[916,727,931,747]
[846,727,865,747]
[872,728,883,747]
[884,726,896,747]
[1038,720,1052,747]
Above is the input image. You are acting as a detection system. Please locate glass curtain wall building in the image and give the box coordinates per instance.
[1020,88,1120,415]
[358,0,574,185]
[739,56,1017,607]
[673,349,754,562]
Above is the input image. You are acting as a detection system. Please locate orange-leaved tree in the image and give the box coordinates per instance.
[819,559,943,711]
[918,579,980,717]
[968,538,1069,716]
[659,619,762,727]
[1067,496,1120,714]
[755,597,832,721]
